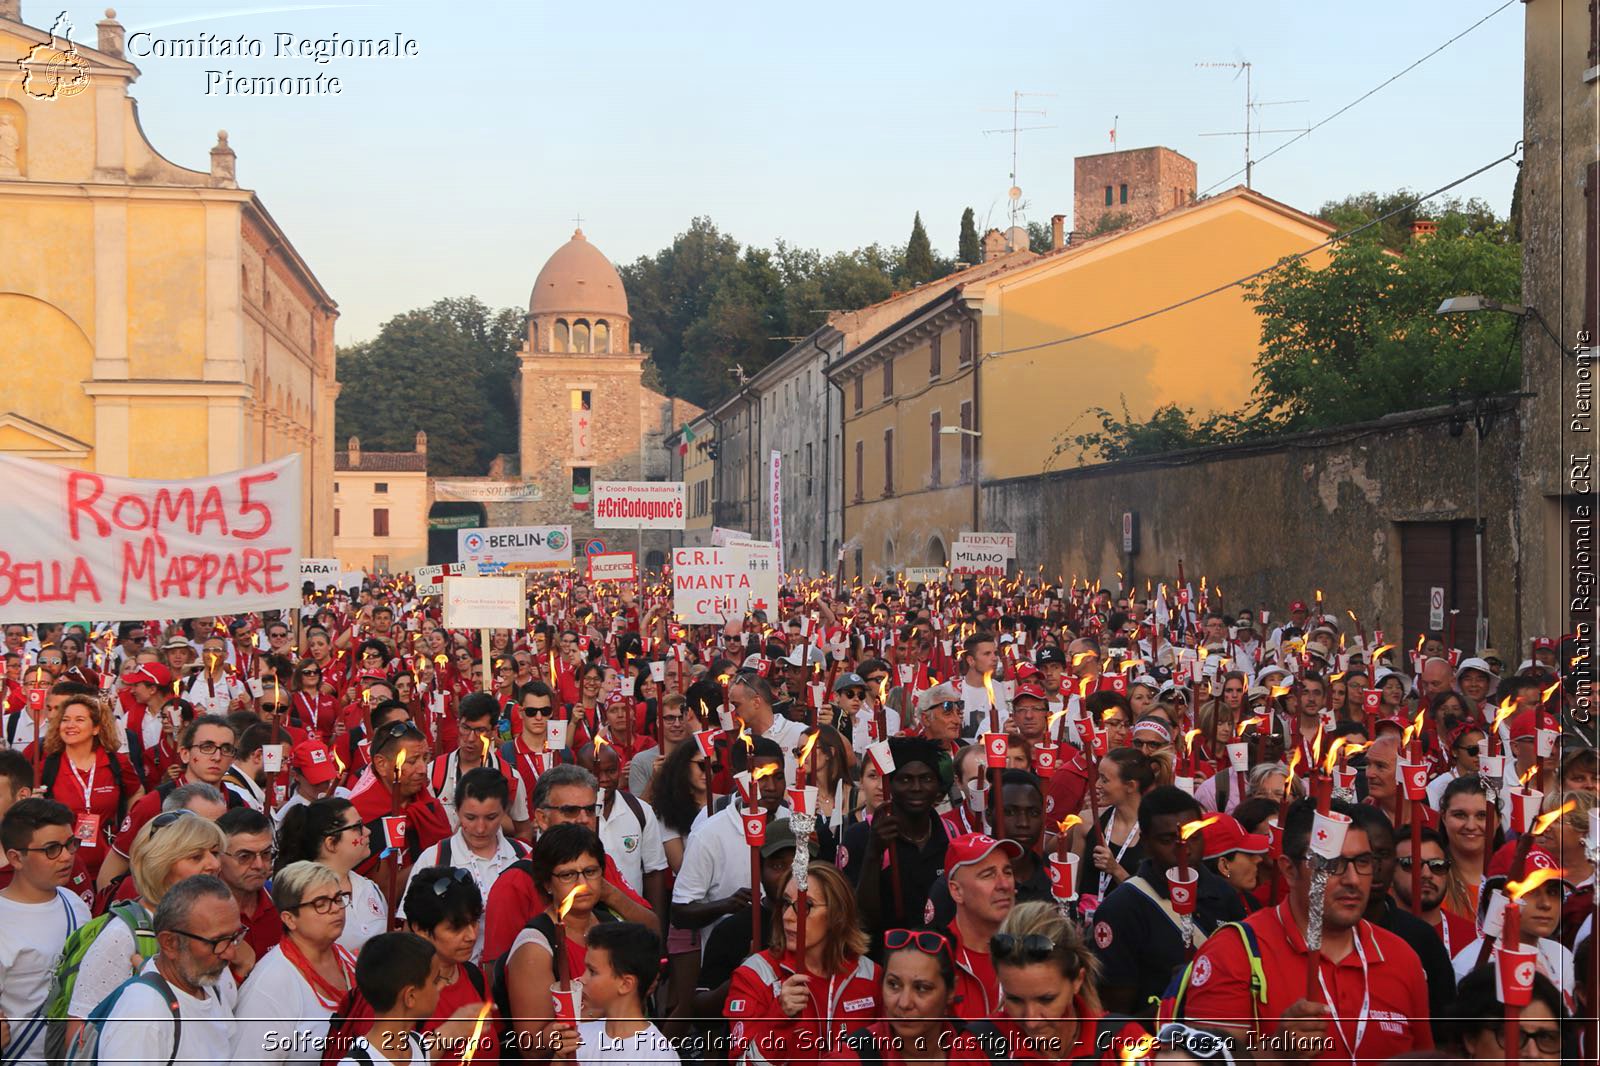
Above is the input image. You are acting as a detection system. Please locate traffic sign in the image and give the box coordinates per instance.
[584,538,607,557]
[1428,586,1445,631]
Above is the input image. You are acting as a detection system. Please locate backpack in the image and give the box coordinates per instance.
[492,912,616,1060]
[43,900,161,1065]
[67,970,180,1066]
[1156,921,1268,1028]
[319,963,485,1066]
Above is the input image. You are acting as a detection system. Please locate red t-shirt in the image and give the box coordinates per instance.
[481,855,650,964]
[1042,744,1094,829]
[947,919,999,1021]
[420,963,498,1065]
[347,772,453,876]
[1183,901,1433,1063]
[35,746,143,877]
[240,888,283,960]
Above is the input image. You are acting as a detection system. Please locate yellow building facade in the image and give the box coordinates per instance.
[334,435,430,574]
[0,6,338,553]
[833,186,1334,576]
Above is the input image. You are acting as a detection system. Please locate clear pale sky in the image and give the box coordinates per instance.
[69,0,1523,344]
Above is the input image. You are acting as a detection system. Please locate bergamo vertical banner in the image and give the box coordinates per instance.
[769,449,783,561]
[0,454,303,620]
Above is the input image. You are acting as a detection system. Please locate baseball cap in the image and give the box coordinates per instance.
[1013,682,1048,703]
[1485,840,1570,887]
[944,832,1023,878]
[291,739,338,784]
[760,817,798,858]
[1456,657,1496,679]
[1199,814,1271,860]
[1035,647,1068,668]
[833,672,868,695]
[126,663,173,689]
[1531,637,1557,652]
[1288,600,1309,614]
[1508,709,1559,741]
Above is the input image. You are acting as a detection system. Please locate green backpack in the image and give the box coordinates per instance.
[42,900,160,1066]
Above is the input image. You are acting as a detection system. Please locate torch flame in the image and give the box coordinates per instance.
[1323,737,1346,774]
[1311,725,1325,768]
[798,730,821,767]
[1047,709,1068,731]
[1181,815,1221,841]
[481,734,491,761]
[1533,800,1576,837]
[1270,684,1293,699]
[1493,697,1519,732]
[1119,1034,1158,1064]
[1508,868,1564,902]
[982,671,997,708]
[1071,651,1096,668]
[1287,747,1302,782]
[394,748,407,775]
[1057,814,1083,835]
[593,732,611,752]
[557,883,587,921]
[434,654,448,667]
[752,763,780,781]
[458,1000,494,1065]
[1540,680,1561,703]
[1182,727,1202,754]
[1520,763,1541,786]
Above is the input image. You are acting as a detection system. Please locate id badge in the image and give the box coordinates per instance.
[74,812,102,847]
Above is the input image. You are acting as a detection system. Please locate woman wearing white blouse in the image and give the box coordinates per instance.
[232,861,358,1063]
[275,796,388,953]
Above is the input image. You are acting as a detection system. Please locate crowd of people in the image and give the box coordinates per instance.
[0,573,1594,1064]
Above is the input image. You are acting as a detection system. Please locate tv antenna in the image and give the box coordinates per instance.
[1196,61,1308,189]
[983,90,1056,241]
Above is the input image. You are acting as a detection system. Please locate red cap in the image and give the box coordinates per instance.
[1013,682,1048,703]
[944,832,1024,878]
[1199,814,1271,860]
[126,663,172,689]
[1289,600,1309,613]
[1531,637,1556,652]
[1013,663,1040,683]
[1486,840,1570,886]
[1508,709,1558,741]
[291,739,338,784]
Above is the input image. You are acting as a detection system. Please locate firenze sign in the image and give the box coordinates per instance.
[0,454,301,620]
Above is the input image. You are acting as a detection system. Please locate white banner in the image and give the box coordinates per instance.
[457,526,572,572]
[588,552,638,583]
[957,531,1016,559]
[768,450,784,560]
[0,454,302,621]
[902,567,948,583]
[433,480,544,503]
[593,481,687,530]
[671,546,780,624]
[299,558,339,584]
[413,562,476,588]
[443,575,525,629]
[711,526,750,546]
[951,542,1007,576]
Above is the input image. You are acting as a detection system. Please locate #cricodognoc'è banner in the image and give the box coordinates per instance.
[0,454,303,621]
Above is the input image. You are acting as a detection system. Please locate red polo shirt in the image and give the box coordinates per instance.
[480,854,650,964]
[240,887,282,959]
[946,919,999,1021]
[1183,901,1432,1063]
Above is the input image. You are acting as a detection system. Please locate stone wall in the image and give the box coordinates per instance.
[980,399,1524,647]
[1073,146,1196,235]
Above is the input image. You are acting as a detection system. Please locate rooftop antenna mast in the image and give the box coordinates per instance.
[983,90,1056,245]
[1196,60,1307,189]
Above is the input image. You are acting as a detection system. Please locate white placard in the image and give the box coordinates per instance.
[299,558,340,584]
[443,576,526,629]
[711,526,751,546]
[957,531,1017,559]
[593,481,687,530]
[671,547,780,624]
[588,552,638,583]
[1428,586,1445,631]
[951,542,1006,576]
[457,526,572,572]
[768,450,784,559]
[902,567,948,583]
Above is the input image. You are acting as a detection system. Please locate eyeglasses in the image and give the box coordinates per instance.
[189,741,238,758]
[661,714,685,724]
[1294,852,1377,876]
[300,669,321,677]
[1131,739,1167,752]
[149,810,199,835]
[324,819,366,839]
[284,890,354,915]
[431,867,473,896]
[229,846,277,866]
[1396,856,1450,873]
[459,723,494,737]
[259,704,287,715]
[171,927,248,955]
[522,704,553,718]
[991,933,1056,962]
[884,928,950,957]
[541,803,602,819]
[550,865,604,885]
[778,896,826,913]
[1155,1024,1238,1065]
[14,837,83,859]
[1491,1026,1562,1055]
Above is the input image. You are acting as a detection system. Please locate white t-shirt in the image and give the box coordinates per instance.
[0,888,91,1065]
[184,673,248,716]
[577,1020,681,1065]
[336,1032,428,1066]
[339,872,389,956]
[97,959,237,1065]
[672,803,790,906]
[232,944,349,1063]
[598,792,668,897]
[272,786,354,829]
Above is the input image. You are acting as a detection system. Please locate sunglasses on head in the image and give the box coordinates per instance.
[990,932,1056,962]
[430,867,473,896]
[884,928,950,957]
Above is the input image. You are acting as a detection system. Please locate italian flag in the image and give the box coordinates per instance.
[678,423,696,457]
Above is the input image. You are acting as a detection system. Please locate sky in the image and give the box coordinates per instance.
[58,0,1524,344]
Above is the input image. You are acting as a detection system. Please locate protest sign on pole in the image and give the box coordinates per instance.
[950,542,1007,577]
[711,527,751,547]
[956,532,1017,559]
[444,575,526,691]
[671,546,780,624]
[902,566,948,584]
[588,552,638,583]
[0,454,301,621]
[593,482,687,530]
[299,558,340,587]
[457,526,572,572]
[768,450,784,561]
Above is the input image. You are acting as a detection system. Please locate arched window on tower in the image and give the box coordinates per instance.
[593,320,610,353]
[572,319,591,353]
[553,319,570,352]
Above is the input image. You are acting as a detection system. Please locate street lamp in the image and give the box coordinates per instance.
[1436,294,1578,357]
[938,426,982,437]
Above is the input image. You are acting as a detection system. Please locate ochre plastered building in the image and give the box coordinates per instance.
[0,4,338,553]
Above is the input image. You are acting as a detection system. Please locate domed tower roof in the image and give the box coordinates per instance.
[529,229,629,318]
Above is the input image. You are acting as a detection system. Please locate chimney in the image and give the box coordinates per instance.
[1410,219,1437,242]
[347,436,360,467]
[414,430,427,455]
[0,1,19,24]
[209,130,236,187]
[981,228,1008,262]
[1050,214,1066,251]
[97,8,124,57]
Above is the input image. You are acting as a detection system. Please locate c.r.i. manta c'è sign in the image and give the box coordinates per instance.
[0,454,302,621]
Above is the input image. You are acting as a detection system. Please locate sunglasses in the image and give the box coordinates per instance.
[884,928,950,957]
[430,867,473,896]
[1396,856,1450,873]
[149,809,199,835]
[991,932,1056,962]
[522,704,553,718]
[324,819,366,838]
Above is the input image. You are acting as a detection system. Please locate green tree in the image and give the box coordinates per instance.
[1026,220,1053,253]
[958,207,980,265]
[902,212,935,285]
[335,297,523,475]
[1089,211,1134,237]
[1318,190,1513,248]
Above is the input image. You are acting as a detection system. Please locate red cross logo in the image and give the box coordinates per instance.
[1315,829,1328,841]
[751,598,769,611]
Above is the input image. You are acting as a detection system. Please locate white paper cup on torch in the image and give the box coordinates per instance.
[1481,890,1509,938]
[1536,727,1557,759]
[260,744,284,774]
[1048,854,1079,901]
[941,639,953,658]
[550,981,583,1022]
[740,806,768,846]
[248,677,264,699]
[983,733,1008,769]
[1032,743,1059,778]
[1508,787,1544,834]
[649,660,666,683]
[1397,759,1430,801]
[547,720,570,750]
[718,707,736,732]
[1334,767,1358,793]
[1308,810,1352,860]
[866,741,895,777]
[786,785,818,815]
[733,770,754,806]
[1479,754,1504,781]
[1226,742,1249,774]
[692,729,720,761]
[965,779,989,814]
[1173,775,1196,796]
[1166,866,1199,915]
[1495,945,1538,1008]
